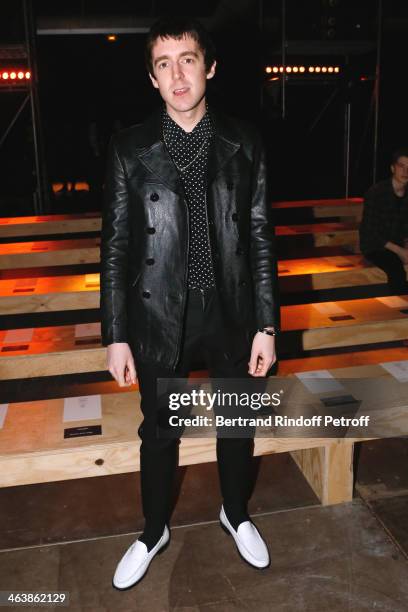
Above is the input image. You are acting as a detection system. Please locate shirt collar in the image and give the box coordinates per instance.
[162,105,213,142]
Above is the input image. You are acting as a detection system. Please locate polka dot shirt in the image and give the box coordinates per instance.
[162,108,215,289]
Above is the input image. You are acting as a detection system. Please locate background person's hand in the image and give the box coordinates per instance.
[106,342,137,387]
[248,333,276,377]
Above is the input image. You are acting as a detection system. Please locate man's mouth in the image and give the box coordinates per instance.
[173,87,189,96]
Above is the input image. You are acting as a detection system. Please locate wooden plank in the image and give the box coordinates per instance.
[3,296,408,378]
[290,441,354,505]
[0,213,101,238]
[0,389,354,492]
[0,238,100,269]
[0,255,397,316]
[281,295,408,351]
[276,222,359,248]
[273,198,363,209]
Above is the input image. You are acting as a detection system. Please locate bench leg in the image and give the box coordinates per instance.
[290,441,354,505]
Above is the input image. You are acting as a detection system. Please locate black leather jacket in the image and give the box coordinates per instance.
[100,105,280,369]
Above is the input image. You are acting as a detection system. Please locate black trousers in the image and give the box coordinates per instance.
[132,287,254,531]
[364,249,408,294]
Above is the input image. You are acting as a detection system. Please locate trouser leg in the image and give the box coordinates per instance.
[132,290,203,549]
[365,249,408,294]
[204,289,255,529]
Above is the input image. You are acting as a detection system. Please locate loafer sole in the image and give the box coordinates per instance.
[112,538,170,590]
[220,521,270,569]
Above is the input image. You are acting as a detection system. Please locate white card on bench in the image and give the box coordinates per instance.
[0,404,8,429]
[3,328,34,343]
[376,296,408,308]
[295,370,345,394]
[380,361,408,382]
[63,395,102,422]
[312,302,347,315]
[74,322,101,338]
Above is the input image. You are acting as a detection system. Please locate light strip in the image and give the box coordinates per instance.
[266,65,340,74]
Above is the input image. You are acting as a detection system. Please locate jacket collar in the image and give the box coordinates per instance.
[134,104,241,195]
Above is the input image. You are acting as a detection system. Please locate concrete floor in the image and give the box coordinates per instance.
[1,441,408,611]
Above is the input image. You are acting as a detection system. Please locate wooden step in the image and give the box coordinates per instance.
[0,238,100,269]
[3,295,408,378]
[0,213,101,238]
[273,198,363,220]
[0,387,354,506]
[2,254,397,316]
[281,295,408,352]
[276,222,359,248]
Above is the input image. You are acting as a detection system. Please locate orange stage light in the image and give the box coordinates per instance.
[107,34,117,42]
[272,66,279,73]
[265,66,272,73]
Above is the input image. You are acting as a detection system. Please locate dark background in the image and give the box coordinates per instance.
[1,0,408,209]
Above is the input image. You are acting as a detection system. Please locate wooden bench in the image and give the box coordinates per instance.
[276,222,359,248]
[0,384,354,505]
[2,254,400,316]
[273,198,363,220]
[3,295,408,378]
[281,295,408,353]
[0,213,101,238]
[0,238,100,269]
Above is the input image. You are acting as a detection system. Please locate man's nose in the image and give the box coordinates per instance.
[172,64,183,80]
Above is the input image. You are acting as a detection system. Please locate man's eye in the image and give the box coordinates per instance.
[183,57,193,63]
[158,62,168,69]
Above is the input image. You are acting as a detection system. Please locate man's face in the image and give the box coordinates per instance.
[391,156,408,185]
[149,34,216,115]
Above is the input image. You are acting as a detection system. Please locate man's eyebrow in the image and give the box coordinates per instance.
[154,50,199,66]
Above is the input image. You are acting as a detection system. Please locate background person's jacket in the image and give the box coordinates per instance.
[359,178,408,254]
[100,105,280,369]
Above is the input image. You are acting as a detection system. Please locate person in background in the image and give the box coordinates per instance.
[359,148,408,294]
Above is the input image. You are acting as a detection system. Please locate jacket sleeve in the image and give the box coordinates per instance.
[250,132,280,331]
[100,135,130,346]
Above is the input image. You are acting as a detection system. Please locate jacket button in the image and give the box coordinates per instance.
[150,193,159,202]
[232,212,239,222]
[146,258,155,265]
[142,291,151,298]
[227,181,234,191]
[147,227,156,234]
[239,280,247,287]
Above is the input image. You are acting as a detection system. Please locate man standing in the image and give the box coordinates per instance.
[359,149,408,294]
[100,17,279,590]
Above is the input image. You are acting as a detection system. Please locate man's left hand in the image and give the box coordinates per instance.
[248,332,277,377]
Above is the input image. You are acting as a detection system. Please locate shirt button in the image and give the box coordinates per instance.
[227,181,234,191]
[232,213,239,222]
[147,227,156,234]
[146,258,155,265]
[150,193,159,202]
[142,290,151,298]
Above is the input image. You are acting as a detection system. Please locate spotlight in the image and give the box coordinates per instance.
[2,72,9,79]
[299,66,305,73]
[265,66,272,73]
[328,67,334,73]
[25,71,31,79]
[334,67,340,73]
[286,66,292,72]
[279,66,284,72]
[322,67,327,73]
[17,71,24,79]
[10,72,16,79]
[272,66,279,73]
[107,34,117,42]
[315,66,321,73]
[309,66,315,72]
[292,66,299,73]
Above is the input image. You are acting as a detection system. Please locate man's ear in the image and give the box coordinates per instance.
[206,60,217,80]
[149,71,159,89]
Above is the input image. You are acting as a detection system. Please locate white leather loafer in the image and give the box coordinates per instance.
[220,506,270,569]
[112,525,170,590]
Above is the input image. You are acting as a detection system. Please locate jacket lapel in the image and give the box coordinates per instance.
[133,105,241,193]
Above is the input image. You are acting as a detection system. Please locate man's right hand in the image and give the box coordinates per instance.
[106,342,137,387]
[385,242,408,264]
